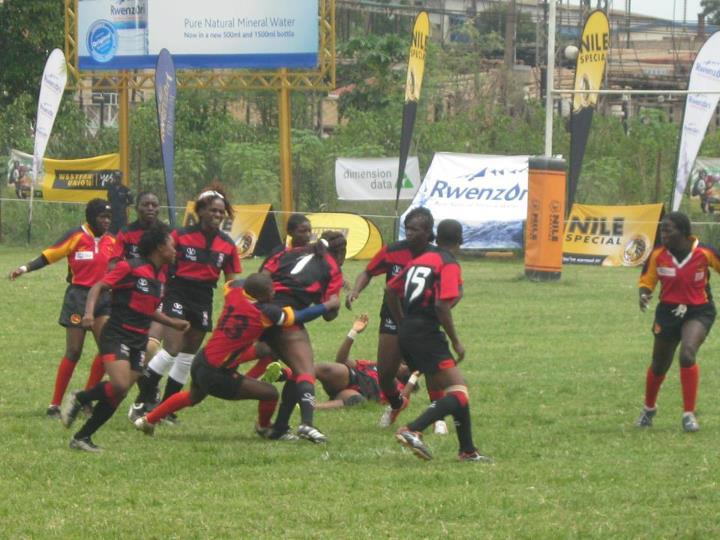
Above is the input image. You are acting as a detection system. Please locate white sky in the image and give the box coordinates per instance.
[608,0,704,22]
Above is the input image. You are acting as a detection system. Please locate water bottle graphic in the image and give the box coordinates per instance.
[111,0,148,56]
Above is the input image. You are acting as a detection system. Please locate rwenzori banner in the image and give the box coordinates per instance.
[401,153,529,249]
[78,0,319,70]
[335,157,420,201]
[672,31,720,211]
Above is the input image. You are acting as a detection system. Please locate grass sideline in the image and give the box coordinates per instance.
[1,247,720,538]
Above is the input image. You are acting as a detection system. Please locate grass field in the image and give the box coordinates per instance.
[1,247,720,539]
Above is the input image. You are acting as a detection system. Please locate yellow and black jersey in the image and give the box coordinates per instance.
[42,224,116,287]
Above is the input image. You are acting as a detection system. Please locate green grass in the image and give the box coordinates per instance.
[1,248,720,539]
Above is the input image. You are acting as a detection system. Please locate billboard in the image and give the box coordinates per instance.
[400,153,529,249]
[335,157,420,201]
[77,0,319,71]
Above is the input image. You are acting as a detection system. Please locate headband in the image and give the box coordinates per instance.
[198,190,224,201]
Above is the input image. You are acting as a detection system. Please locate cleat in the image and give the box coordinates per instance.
[254,422,274,439]
[127,403,146,423]
[260,361,283,383]
[162,413,180,426]
[433,420,449,435]
[81,404,94,417]
[134,416,156,436]
[268,427,299,441]
[682,412,700,433]
[635,407,656,428]
[378,405,393,427]
[46,405,61,420]
[297,424,328,444]
[69,436,102,453]
[458,450,493,463]
[395,427,432,461]
[60,392,82,428]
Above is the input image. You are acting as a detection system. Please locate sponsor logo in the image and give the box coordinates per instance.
[172,302,183,316]
[429,181,527,202]
[216,253,225,268]
[137,277,149,293]
[695,271,705,281]
[202,311,209,327]
[657,267,676,277]
[565,216,624,245]
[75,251,94,260]
[391,264,403,276]
[185,247,197,262]
[120,343,130,356]
[86,19,118,63]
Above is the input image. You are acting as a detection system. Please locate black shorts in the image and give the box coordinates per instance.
[378,303,398,335]
[58,284,111,328]
[397,317,456,375]
[348,366,382,401]
[98,326,146,373]
[652,302,716,341]
[190,351,245,400]
[161,283,213,332]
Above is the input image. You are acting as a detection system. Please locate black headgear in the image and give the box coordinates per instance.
[86,198,112,224]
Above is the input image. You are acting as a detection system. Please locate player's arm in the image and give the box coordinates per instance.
[152,311,191,332]
[638,250,659,312]
[8,254,50,280]
[435,263,464,361]
[9,229,79,280]
[345,270,371,309]
[435,299,464,361]
[334,314,369,368]
[82,280,112,329]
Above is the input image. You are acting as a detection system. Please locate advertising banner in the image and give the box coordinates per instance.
[8,150,121,202]
[156,49,177,226]
[335,157,420,201]
[401,153,529,249]
[672,31,720,211]
[563,203,664,266]
[78,0,319,71]
[304,212,383,260]
[690,157,720,213]
[568,10,609,211]
[395,11,429,210]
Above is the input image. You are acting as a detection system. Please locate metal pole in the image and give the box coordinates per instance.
[544,0,556,157]
[118,72,130,187]
[278,68,294,229]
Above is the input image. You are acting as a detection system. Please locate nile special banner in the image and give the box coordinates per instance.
[335,157,420,200]
[563,203,663,267]
[672,31,720,211]
[396,11,429,209]
[567,10,609,211]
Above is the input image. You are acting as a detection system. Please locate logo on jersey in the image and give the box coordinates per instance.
[120,343,130,357]
[216,253,225,268]
[657,267,676,277]
[202,311,209,327]
[75,251,94,260]
[185,247,197,261]
[137,278,149,293]
[171,302,184,316]
[391,264,403,276]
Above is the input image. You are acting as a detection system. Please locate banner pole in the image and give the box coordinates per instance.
[119,72,130,189]
[543,0,556,157]
[278,68,294,233]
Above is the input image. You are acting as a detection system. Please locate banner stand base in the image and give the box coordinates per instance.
[525,269,561,282]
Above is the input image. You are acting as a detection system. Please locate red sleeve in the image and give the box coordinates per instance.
[365,245,390,276]
[102,260,132,288]
[262,249,284,274]
[436,262,461,302]
[224,248,242,276]
[387,267,408,298]
[321,256,344,301]
[111,231,126,260]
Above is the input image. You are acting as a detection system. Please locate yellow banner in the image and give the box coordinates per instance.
[41,153,121,202]
[404,12,429,102]
[563,203,664,266]
[572,10,610,112]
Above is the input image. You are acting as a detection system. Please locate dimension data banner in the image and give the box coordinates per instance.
[400,153,528,249]
[335,157,420,201]
[563,203,663,267]
[77,0,319,70]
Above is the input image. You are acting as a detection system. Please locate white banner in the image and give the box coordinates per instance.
[33,49,67,194]
[672,31,720,211]
[78,0,319,70]
[335,157,420,201]
[400,153,529,249]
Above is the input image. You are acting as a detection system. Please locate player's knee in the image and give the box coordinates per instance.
[343,393,366,407]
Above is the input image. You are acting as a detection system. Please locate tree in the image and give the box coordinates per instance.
[701,0,720,25]
[0,0,64,108]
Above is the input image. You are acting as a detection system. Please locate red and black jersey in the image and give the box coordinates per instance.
[204,281,296,369]
[113,220,149,260]
[639,238,720,305]
[262,246,343,310]
[102,258,167,335]
[42,224,116,287]
[171,225,241,286]
[366,240,422,283]
[388,248,463,320]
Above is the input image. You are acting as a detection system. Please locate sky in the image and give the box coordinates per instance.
[604,0,704,22]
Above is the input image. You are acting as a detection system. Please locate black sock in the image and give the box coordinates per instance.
[407,394,461,433]
[74,399,118,440]
[386,390,404,410]
[75,382,106,405]
[161,377,184,403]
[452,402,475,454]
[272,380,298,433]
[136,368,162,404]
[296,380,316,426]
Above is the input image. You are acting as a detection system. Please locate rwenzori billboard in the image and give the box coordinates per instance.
[78,0,319,70]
